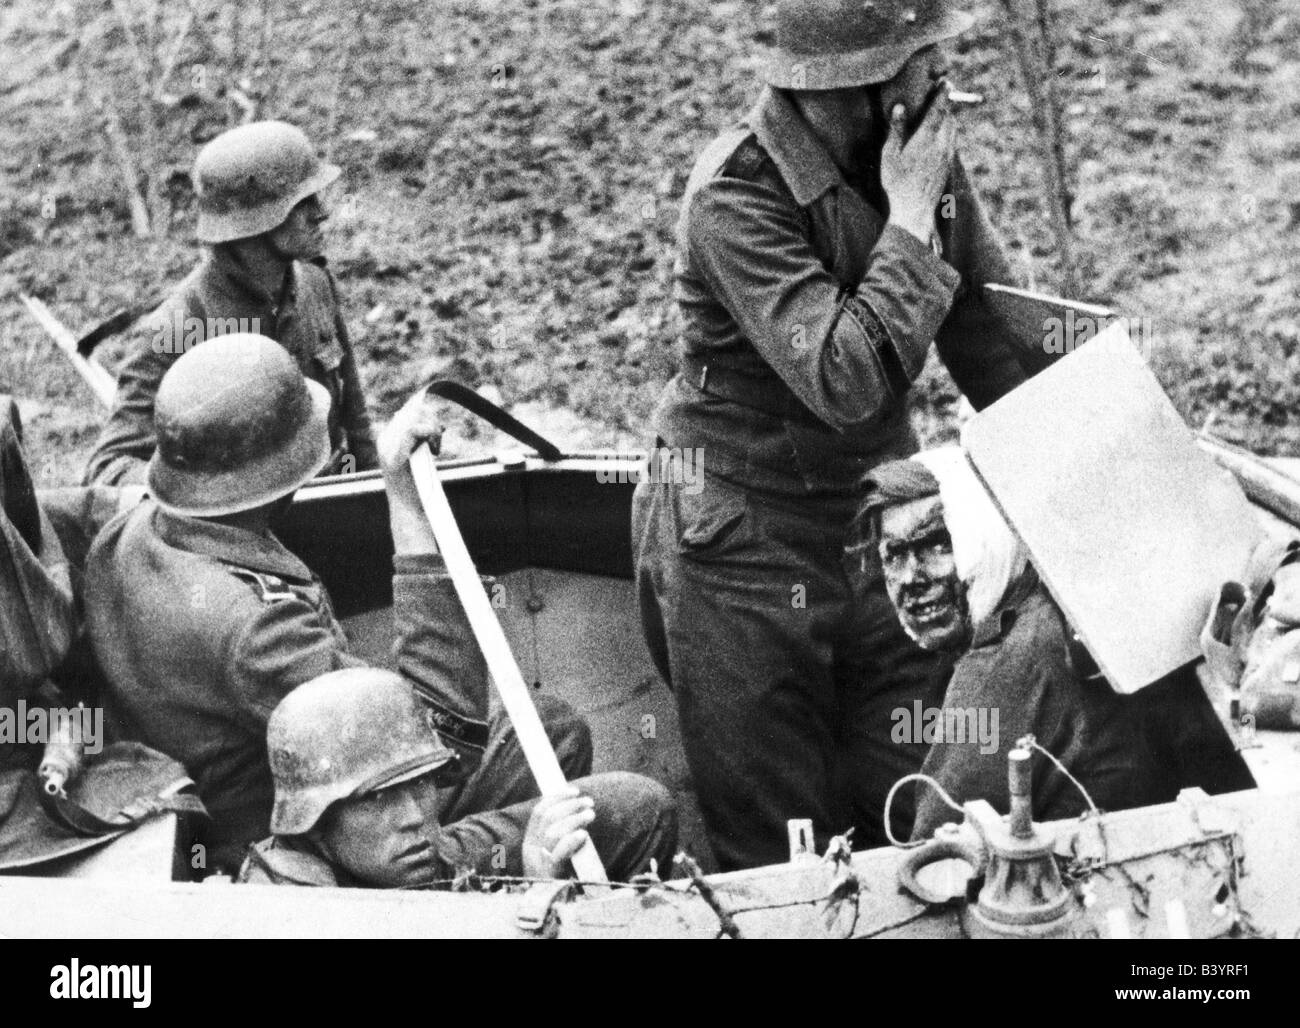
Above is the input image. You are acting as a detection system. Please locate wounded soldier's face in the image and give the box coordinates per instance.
[878,495,970,652]
[315,773,442,888]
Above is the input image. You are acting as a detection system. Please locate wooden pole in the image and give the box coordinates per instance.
[1197,434,1300,528]
[20,295,117,409]
[408,444,609,886]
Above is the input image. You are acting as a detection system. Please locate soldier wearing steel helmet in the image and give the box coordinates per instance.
[83,120,378,488]
[238,669,677,887]
[85,335,673,872]
[633,0,1039,869]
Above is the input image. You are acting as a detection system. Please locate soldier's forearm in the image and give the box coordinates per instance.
[799,225,960,429]
[82,450,150,489]
[432,803,531,879]
[392,557,491,764]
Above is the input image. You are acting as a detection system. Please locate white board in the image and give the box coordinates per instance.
[963,323,1262,693]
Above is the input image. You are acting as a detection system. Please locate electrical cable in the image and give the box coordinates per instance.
[1018,734,1099,815]
[883,772,964,848]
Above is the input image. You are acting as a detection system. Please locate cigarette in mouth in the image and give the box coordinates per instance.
[945,89,985,107]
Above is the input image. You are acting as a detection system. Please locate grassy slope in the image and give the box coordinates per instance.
[1,0,1297,487]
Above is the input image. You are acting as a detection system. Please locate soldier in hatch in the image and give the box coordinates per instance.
[856,448,1252,839]
[240,668,677,887]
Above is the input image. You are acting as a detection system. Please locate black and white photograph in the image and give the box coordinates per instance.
[0,0,1295,980]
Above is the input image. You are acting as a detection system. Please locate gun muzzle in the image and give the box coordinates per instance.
[38,709,85,798]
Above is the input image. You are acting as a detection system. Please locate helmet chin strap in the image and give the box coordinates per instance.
[246,231,297,313]
[263,226,297,265]
[864,84,889,151]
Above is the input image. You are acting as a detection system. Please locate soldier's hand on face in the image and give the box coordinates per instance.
[522,785,597,879]
[880,92,957,247]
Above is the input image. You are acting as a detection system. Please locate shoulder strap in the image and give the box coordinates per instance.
[718,133,771,183]
[222,564,299,604]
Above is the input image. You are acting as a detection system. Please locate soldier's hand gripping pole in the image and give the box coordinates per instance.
[408,442,609,886]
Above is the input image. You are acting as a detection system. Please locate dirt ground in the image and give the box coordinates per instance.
[1,0,1298,486]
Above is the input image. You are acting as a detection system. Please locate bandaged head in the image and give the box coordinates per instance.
[855,447,1028,651]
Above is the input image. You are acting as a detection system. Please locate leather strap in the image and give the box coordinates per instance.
[421,380,563,462]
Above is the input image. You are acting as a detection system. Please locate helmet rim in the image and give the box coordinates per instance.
[763,7,974,90]
[147,376,333,518]
[195,162,341,244]
[267,671,458,837]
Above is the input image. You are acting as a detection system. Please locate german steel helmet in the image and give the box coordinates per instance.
[193,121,340,243]
[267,668,457,836]
[147,333,332,517]
[764,0,975,90]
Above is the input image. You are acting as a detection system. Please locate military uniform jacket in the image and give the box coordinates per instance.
[911,570,1147,840]
[237,836,354,887]
[84,247,379,487]
[83,501,489,863]
[658,86,1030,498]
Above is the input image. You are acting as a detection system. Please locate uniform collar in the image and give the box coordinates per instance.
[970,565,1041,649]
[201,247,323,320]
[154,505,314,583]
[749,86,845,208]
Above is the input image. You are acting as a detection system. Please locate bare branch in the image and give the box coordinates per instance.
[97,92,152,238]
[997,0,1078,296]
[324,4,366,146]
[156,8,198,99]
[108,0,155,104]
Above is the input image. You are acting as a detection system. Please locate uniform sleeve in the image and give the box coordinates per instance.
[391,553,491,775]
[224,597,365,727]
[82,307,179,487]
[910,613,1076,840]
[684,176,960,432]
[323,270,379,471]
[337,344,379,471]
[933,157,1031,409]
[430,799,533,878]
[0,505,76,691]
[224,556,488,775]
[1,401,77,688]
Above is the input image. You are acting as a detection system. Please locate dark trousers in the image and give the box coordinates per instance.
[1132,665,1256,801]
[633,473,945,871]
[434,694,679,881]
